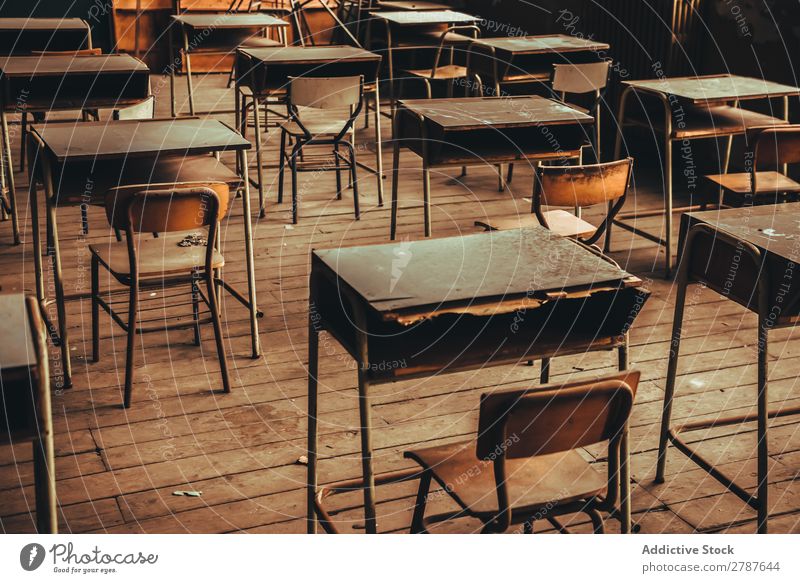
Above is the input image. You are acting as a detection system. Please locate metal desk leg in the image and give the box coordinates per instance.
[239,149,261,358]
[183,28,196,117]
[421,125,431,238]
[663,126,673,278]
[169,25,176,118]
[43,160,72,389]
[756,310,769,533]
[1,109,20,244]
[353,306,377,534]
[618,334,631,534]
[390,118,401,240]
[306,315,319,533]
[252,97,267,218]
[33,432,57,533]
[373,76,384,207]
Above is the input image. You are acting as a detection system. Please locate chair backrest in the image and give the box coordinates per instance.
[476,371,639,461]
[113,95,156,121]
[750,125,800,168]
[551,61,611,96]
[105,182,230,233]
[536,157,633,208]
[31,48,102,56]
[431,24,480,73]
[288,76,363,109]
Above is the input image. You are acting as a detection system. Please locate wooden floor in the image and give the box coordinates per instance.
[2,74,800,534]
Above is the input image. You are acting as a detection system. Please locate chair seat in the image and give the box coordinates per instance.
[475,210,597,239]
[704,170,800,194]
[280,119,350,137]
[405,441,607,517]
[90,233,224,279]
[404,64,468,80]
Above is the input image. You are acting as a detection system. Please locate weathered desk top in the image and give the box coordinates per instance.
[0,18,88,31]
[684,204,800,262]
[33,118,250,162]
[172,13,289,28]
[624,74,800,103]
[313,227,634,316]
[240,45,380,65]
[0,294,36,375]
[474,34,609,55]
[0,54,148,77]
[398,95,594,130]
[370,9,478,25]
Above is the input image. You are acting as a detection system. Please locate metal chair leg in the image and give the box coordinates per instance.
[756,313,769,533]
[206,273,231,394]
[252,97,267,218]
[347,140,360,220]
[123,283,139,409]
[191,277,201,346]
[390,133,401,240]
[278,129,287,204]
[334,144,343,200]
[91,255,99,362]
[290,143,302,224]
[410,470,432,533]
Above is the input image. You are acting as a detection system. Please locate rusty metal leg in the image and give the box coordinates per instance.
[656,258,690,483]
[422,162,431,238]
[253,97,267,218]
[45,191,72,389]
[618,334,631,533]
[757,315,769,533]
[238,149,261,359]
[587,508,605,534]
[306,315,319,533]
[1,109,19,244]
[410,469,432,534]
[123,282,138,409]
[373,77,384,207]
[390,131,401,240]
[353,306,377,534]
[91,255,100,362]
[33,434,57,533]
[206,273,231,394]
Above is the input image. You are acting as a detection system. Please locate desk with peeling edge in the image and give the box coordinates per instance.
[307,226,650,533]
[0,294,56,533]
[657,204,800,533]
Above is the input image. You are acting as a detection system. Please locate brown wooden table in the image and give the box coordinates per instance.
[612,74,800,277]
[236,45,385,215]
[0,293,56,533]
[657,204,800,533]
[0,18,91,55]
[169,12,290,116]
[307,225,650,533]
[391,95,594,238]
[469,34,611,93]
[27,118,261,390]
[0,54,150,245]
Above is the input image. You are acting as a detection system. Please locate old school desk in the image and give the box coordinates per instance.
[613,74,800,277]
[469,34,610,94]
[0,18,92,55]
[0,294,56,533]
[658,204,800,533]
[27,118,261,390]
[236,45,384,215]
[169,12,289,117]
[367,10,479,98]
[307,226,650,533]
[391,95,593,238]
[0,53,150,244]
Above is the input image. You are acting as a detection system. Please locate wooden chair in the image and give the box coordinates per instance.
[405,372,639,533]
[476,158,633,249]
[702,125,800,208]
[506,61,611,186]
[90,182,232,408]
[401,25,480,99]
[278,76,364,223]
